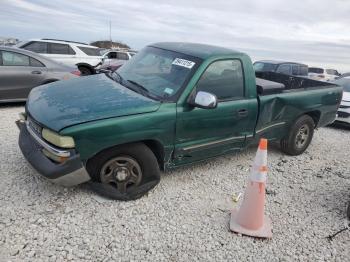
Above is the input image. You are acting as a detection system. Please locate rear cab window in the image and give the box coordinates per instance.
[196,59,244,101]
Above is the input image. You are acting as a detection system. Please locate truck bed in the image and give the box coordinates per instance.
[253,72,342,142]
[255,71,337,95]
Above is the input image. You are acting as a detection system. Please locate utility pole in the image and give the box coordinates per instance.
[109,20,112,48]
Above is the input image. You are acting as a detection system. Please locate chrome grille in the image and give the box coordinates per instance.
[27,117,42,137]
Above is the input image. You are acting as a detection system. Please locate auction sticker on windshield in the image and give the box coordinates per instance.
[172,58,195,69]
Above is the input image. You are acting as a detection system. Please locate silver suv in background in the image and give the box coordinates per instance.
[0,47,80,102]
[308,67,341,81]
[17,39,104,75]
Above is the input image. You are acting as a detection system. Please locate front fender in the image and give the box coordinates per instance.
[60,103,177,163]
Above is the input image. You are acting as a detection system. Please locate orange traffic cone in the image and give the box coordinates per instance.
[230,138,272,238]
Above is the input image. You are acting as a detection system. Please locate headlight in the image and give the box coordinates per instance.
[42,128,75,148]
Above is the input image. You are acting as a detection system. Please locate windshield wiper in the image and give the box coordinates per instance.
[126,79,161,101]
[111,71,123,83]
[126,79,149,93]
[107,73,161,101]
[105,71,122,84]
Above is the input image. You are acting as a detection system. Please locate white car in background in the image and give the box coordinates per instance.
[308,67,340,81]
[332,76,350,125]
[101,49,137,68]
[18,39,104,75]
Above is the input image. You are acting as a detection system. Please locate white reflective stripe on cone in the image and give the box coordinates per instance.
[250,169,267,183]
[253,149,267,168]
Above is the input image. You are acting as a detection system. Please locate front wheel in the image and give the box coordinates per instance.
[281,115,315,156]
[87,143,160,201]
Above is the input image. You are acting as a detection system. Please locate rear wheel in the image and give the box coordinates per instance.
[78,66,93,76]
[281,115,315,155]
[87,143,160,201]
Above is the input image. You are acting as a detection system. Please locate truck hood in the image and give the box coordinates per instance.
[27,74,161,132]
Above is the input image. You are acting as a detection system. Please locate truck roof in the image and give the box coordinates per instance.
[150,42,243,59]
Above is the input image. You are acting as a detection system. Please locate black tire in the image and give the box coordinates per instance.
[86,143,160,201]
[347,201,350,220]
[280,115,315,156]
[78,66,92,76]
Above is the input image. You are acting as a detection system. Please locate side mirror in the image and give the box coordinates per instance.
[189,91,218,109]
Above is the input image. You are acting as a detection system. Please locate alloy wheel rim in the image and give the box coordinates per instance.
[100,156,142,193]
[295,124,310,149]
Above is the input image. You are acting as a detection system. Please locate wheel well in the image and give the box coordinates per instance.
[76,64,94,72]
[87,140,165,171]
[142,140,165,170]
[305,111,321,127]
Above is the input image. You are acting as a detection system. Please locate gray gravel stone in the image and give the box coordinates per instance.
[0,105,349,261]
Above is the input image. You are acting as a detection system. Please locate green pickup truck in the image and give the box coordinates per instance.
[17,42,342,200]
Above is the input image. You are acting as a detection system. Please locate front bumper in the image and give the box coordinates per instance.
[17,120,91,186]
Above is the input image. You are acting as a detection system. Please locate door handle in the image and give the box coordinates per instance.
[31,71,42,74]
[237,109,248,117]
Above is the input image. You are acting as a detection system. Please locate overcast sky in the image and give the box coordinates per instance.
[1,0,350,72]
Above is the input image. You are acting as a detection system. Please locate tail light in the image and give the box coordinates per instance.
[71,70,81,76]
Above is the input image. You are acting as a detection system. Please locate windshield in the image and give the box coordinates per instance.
[117,46,201,100]
[253,62,277,72]
[334,77,350,92]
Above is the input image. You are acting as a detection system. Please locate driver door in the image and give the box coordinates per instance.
[174,59,257,165]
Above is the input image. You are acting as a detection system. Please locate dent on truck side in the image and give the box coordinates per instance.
[60,103,177,168]
[255,85,342,140]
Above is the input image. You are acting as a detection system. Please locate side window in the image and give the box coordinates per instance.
[108,52,117,59]
[299,66,308,76]
[49,43,75,55]
[30,57,45,67]
[276,64,291,75]
[2,51,30,66]
[292,65,299,75]
[196,60,244,101]
[22,41,48,53]
[117,52,128,60]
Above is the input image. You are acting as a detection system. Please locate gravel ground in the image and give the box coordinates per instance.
[0,105,349,261]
